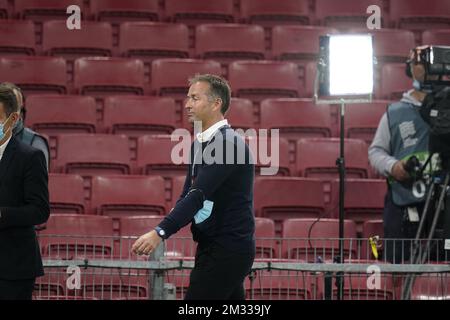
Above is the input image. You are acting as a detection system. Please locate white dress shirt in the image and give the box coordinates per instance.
[196,119,229,143]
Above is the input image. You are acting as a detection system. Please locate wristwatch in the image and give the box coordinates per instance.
[154,226,166,239]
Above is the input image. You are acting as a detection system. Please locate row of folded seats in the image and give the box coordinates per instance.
[2,19,448,58]
[0,55,425,100]
[45,174,388,257]
[1,0,449,33]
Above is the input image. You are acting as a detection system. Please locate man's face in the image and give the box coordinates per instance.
[185,81,217,125]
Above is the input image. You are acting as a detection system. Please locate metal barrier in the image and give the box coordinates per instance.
[34,235,450,300]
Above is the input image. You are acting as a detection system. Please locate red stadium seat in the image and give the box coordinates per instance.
[0,0,8,18]
[254,177,326,236]
[26,95,97,136]
[90,0,160,23]
[314,0,385,29]
[73,57,145,97]
[136,135,189,177]
[42,21,112,60]
[165,0,235,25]
[246,269,314,300]
[48,173,85,214]
[91,175,167,218]
[0,57,67,95]
[245,135,291,176]
[225,98,255,131]
[330,179,386,231]
[344,101,388,144]
[422,29,450,46]
[411,274,450,300]
[254,217,277,259]
[240,0,310,27]
[282,218,358,261]
[103,96,177,137]
[119,22,189,63]
[151,58,222,97]
[0,20,35,56]
[195,24,265,64]
[379,63,411,100]
[39,214,114,259]
[389,0,450,32]
[302,60,317,99]
[272,25,338,61]
[260,99,332,142]
[34,271,66,298]
[228,60,300,102]
[120,216,195,258]
[14,0,84,21]
[55,134,131,176]
[361,219,383,260]
[296,138,369,179]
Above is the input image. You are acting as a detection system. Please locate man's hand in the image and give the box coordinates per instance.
[391,160,410,182]
[132,230,162,256]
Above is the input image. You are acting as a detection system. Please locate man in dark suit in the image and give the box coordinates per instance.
[0,85,50,300]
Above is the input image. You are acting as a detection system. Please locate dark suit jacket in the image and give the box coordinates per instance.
[0,136,50,280]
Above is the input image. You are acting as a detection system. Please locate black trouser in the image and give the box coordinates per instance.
[185,242,255,300]
[383,192,447,263]
[0,278,35,300]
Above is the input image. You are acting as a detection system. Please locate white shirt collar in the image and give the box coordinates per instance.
[196,119,229,143]
[0,136,12,159]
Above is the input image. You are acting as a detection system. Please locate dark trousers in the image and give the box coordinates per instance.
[185,242,255,300]
[0,278,35,300]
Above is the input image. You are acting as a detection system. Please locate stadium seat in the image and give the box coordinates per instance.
[55,134,131,176]
[39,214,114,259]
[330,179,386,231]
[26,95,97,136]
[0,57,67,95]
[343,101,388,144]
[165,0,235,25]
[48,173,85,214]
[260,99,332,142]
[422,29,450,46]
[254,217,277,259]
[389,0,450,33]
[282,218,358,261]
[150,58,222,97]
[119,22,189,63]
[254,177,326,236]
[411,274,450,300]
[225,98,255,131]
[296,138,369,179]
[136,135,189,177]
[361,219,383,260]
[302,60,317,99]
[314,0,385,29]
[195,24,265,64]
[14,0,84,21]
[103,96,177,137]
[271,25,338,61]
[228,60,300,102]
[246,269,314,300]
[348,28,415,63]
[90,0,160,23]
[120,216,196,258]
[0,0,8,18]
[34,271,67,298]
[74,57,145,96]
[379,63,411,100]
[240,0,310,26]
[42,21,113,60]
[0,20,35,56]
[245,135,291,176]
[91,175,167,218]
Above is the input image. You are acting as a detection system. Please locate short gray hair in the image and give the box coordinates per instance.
[188,74,231,115]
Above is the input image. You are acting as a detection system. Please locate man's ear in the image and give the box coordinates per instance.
[213,98,223,113]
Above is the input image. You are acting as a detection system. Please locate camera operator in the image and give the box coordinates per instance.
[369,46,438,263]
